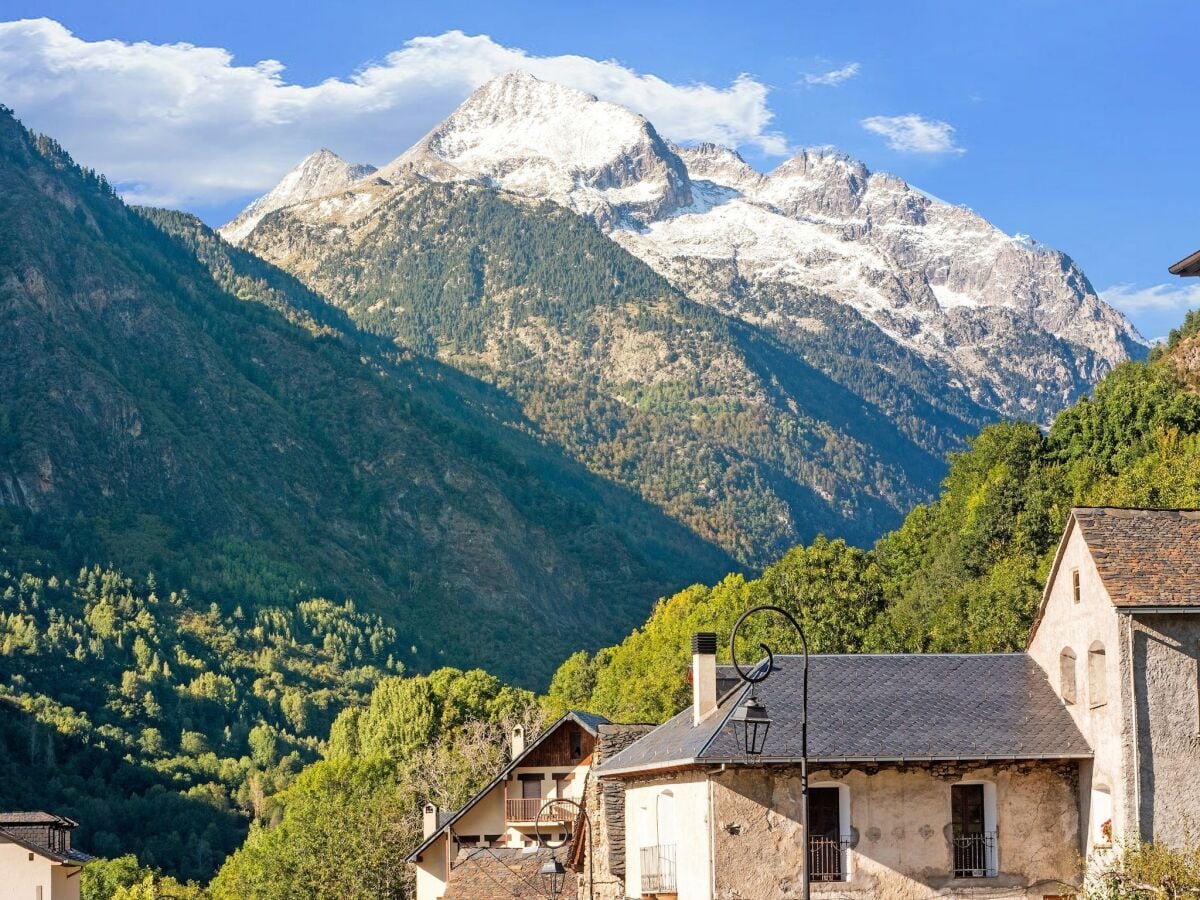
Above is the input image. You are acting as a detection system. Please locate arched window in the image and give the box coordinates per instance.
[1089,642,1108,707]
[1060,648,1077,704]
[655,790,676,848]
[1091,786,1113,848]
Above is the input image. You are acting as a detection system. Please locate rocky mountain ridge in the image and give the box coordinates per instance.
[218,71,1146,560]
[354,72,1144,421]
[220,148,377,244]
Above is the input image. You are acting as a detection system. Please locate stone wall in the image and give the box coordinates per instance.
[579,723,656,900]
[709,761,1080,900]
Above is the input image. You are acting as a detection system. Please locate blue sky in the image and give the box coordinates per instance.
[1,0,1196,337]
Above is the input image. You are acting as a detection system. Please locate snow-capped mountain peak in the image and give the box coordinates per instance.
[376,70,691,227]
[219,149,377,244]
[223,74,1145,421]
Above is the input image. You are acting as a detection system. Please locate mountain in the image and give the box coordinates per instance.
[234,164,988,561]
[225,72,1143,561]
[219,149,377,244]
[0,107,732,685]
[373,71,1146,421]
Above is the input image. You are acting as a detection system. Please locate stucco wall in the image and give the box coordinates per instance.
[51,865,79,900]
[1029,523,1200,848]
[709,763,1079,900]
[1027,523,1128,850]
[624,773,711,900]
[1129,612,1200,845]
[414,833,450,900]
[0,838,61,900]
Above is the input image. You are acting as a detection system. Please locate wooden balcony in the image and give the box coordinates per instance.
[504,797,576,824]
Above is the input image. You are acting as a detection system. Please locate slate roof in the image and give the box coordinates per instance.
[596,653,1091,776]
[406,710,609,864]
[0,812,77,826]
[443,846,574,900]
[0,822,91,865]
[1073,508,1200,608]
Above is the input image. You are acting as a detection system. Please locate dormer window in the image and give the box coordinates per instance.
[1071,569,1081,604]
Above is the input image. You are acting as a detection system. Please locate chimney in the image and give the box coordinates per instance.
[423,802,440,838]
[511,725,526,758]
[692,632,718,725]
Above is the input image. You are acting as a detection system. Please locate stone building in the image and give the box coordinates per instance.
[588,507,1200,899]
[0,812,91,900]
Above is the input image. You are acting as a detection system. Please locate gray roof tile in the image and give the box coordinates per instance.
[597,653,1090,775]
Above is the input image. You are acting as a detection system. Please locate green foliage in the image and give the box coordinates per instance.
[557,536,883,722]
[82,855,206,900]
[1083,835,1200,898]
[211,680,540,899]
[550,342,1200,721]
[0,565,400,880]
[327,667,533,760]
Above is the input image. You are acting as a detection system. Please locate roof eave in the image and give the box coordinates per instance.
[1115,604,1200,614]
[1026,510,1078,648]
[598,751,1093,778]
[1169,248,1200,276]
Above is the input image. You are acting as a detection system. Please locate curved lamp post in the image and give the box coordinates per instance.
[534,796,592,900]
[729,603,810,900]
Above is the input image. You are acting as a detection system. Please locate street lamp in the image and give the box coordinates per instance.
[534,797,593,900]
[538,858,568,897]
[729,603,810,900]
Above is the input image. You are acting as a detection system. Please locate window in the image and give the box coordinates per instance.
[553,772,570,799]
[951,783,997,878]
[1089,642,1108,707]
[1091,787,1113,847]
[1072,569,1081,603]
[808,786,850,882]
[1060,648,1077,704]
[570,728,583,759]
[640,795,677,894]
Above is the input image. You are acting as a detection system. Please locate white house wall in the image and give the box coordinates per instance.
[414,833,449,900]
[0,839,78,900]
[1026,522,1128,851]
[624,773,711,899]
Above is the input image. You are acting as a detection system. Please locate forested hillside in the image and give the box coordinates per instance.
[244,177,991,560]
[546,329,1200,721]
[0,565,400,879]
[0,105,732,686]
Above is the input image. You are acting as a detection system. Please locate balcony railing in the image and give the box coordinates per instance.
[952,831,997,878]
[640,844,677,894]
[809,837,851,882]
[504,797,576,823]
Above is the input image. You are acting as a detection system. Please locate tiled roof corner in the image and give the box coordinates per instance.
[1073,507,1200,607]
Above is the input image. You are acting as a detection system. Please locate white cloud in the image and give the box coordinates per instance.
[860,114,965,155]
[0,19,787,206]
[1101,282,1200,314]
[803,62,860,87]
